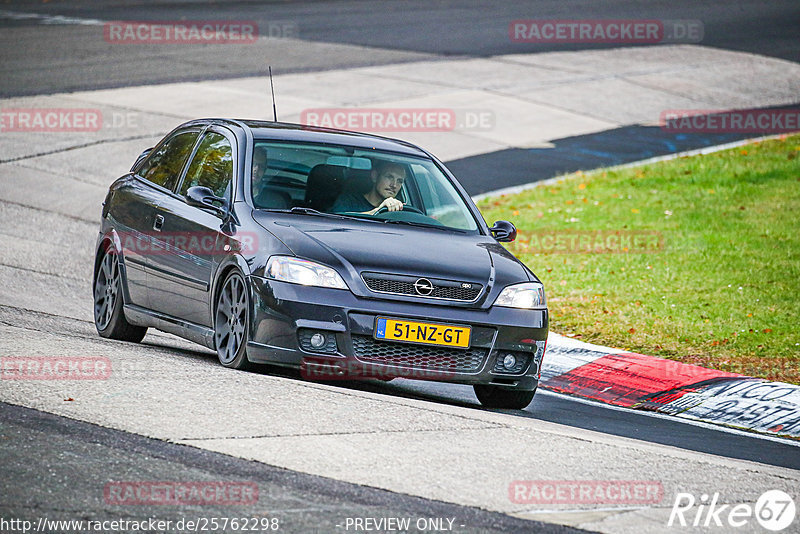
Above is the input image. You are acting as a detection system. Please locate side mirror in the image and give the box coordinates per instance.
[490,220,517,242]
[185,186,229,218]
[130,148,153,172]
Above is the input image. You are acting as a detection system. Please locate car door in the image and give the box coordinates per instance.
[147,128,237,327]
[115,128,200,309]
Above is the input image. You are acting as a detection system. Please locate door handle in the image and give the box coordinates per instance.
[153,214,165,231]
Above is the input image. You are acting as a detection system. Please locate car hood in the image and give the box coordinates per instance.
[253,213,532,304]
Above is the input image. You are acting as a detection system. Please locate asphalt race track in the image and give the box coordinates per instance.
[1,2,799,533]
[1,0,798,96]
[0,403,578,534]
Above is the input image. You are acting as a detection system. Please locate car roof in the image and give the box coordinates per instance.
[183,118,430,158]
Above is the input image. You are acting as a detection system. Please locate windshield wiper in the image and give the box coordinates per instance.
[381,219,465,232]
[289,206,338,217]
[264,206,380,223]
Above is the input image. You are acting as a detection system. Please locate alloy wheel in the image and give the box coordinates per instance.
[94,251,119,331]
[215,273,248,365]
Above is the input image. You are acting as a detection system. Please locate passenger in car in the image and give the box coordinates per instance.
[331,160,406,215]
[251,146,269,197]
[252,146,289,209]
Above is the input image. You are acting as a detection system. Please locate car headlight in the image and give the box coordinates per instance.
[494,282,546,309]
[266,256,348,289]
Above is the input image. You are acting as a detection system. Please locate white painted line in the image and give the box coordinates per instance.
[0,9,304,45]
[515,505,651,516]
[0,9,103,26]
[537,389,800,447]
[547,331,621,354]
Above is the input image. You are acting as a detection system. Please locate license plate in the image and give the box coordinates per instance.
[374,317,471,348]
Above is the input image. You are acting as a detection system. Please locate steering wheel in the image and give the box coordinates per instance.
[374,205,425,215]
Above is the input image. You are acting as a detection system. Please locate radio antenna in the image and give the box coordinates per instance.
[268,66,278,122]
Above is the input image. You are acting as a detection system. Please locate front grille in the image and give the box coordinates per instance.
[351,335,487,373]
[362,273,482,301]
[363,277,416,295]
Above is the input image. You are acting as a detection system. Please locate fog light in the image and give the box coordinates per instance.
[310,333,327,349]
[502,354,517,370]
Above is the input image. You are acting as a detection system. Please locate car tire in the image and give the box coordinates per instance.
[93,246,147,343]
[473,384,536,410]
[214,270,253,370]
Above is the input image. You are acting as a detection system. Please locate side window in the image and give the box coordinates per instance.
[138,131,198,191]
[411,164,437,209]
[179,132,234,200]
[411,163,474,229]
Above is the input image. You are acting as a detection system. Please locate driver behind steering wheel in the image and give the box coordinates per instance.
[331,160,406,215]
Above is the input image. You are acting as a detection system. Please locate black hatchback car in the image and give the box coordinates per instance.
[94,119,548,409]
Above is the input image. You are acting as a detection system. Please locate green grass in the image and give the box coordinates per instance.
[477,135,800,384]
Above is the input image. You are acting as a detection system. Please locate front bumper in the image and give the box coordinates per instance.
[246,277,548,390]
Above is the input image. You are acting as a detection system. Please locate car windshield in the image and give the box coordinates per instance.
[250,140,479,232]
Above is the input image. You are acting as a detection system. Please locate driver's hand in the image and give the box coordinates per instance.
[377,198,404,212]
